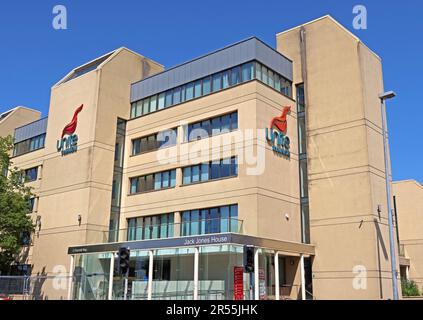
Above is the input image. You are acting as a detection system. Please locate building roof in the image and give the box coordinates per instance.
[130,37,293,102]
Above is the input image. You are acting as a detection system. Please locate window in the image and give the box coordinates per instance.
[28,197,36,212]
[180,204,238,236]
[222,71,230,89]
[194,80,202,98]
[24,167,38,182]
[165,90,173,108]
[298,117,307,155]
[231,66,241,85]
[13,134,46,157]
[129,61,292,118]
[242,62,254,81]
[158,93,165,110]
[299,159,309,198]
[182,156,237,185]
[150,95,157,112]
[185,82,194,101]
[187,111,237,142]
[130,169,176,194]
[212,73,222,92]
[203,77,211,95]
[173,87,181,105]
[132,129,177,155]
[127,213,174,241]
[296,83,305,113]
[143,98,150,115]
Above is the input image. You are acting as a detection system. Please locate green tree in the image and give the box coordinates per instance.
[0,135,34,274]
[401,278,421,297]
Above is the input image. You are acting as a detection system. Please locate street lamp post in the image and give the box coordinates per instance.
[379,90,399,300]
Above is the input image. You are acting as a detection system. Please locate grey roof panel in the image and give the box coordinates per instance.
[131,37,292,102]
[14,117,48,143]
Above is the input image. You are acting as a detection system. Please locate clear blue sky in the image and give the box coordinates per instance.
[0,0,421,183]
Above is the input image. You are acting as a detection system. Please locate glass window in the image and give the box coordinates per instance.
[25,167,38,182]
[183,167,191,185]
[242,62,254,81]
[274,74,281,92]
[231,66,241,85]
[255,62,262,81]
[221,114,230,133]
[211,161,220,180]
[185,82,194,101]
[150,95,157,113]
[201,119,211,137]
[146,174,154,191]
[162,171,170,188]
[154,173,162,190]
[261,65,268,84]
[190,210,200,235]
[203,77,211,95]
[165,90,173,108]
[201,163,209,181]
[170,170,176,187]
[220,158,230,177]
[211,117,221,136]
[142,98,150,115]
[173,88,181,105]
[131,103,137,118]
[158,93,165,110]
[231,157,238,176]
[231,112,238,131]
[298,117,307,155]
[212,73,222,92]
[192,165,200,183]
[222,71,230,89]
[180,86,186,103]
[268,70,274,88]
[220,206,229,233]
[194,80,202,98]
[136,100,143,117]
[300,159,309,198]
[130,178,138,194]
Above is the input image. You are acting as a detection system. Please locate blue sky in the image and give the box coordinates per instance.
[0,1,421,182]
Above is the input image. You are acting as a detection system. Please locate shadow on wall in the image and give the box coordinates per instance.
[374,218,389,299]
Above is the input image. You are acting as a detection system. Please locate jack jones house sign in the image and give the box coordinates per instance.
[57,104,83,156]
[265,106,291,157]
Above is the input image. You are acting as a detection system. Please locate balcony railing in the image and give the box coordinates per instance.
[107,218,244,243]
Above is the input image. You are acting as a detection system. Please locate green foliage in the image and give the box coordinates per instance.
[401,278,421,297]
[0,135,34,274]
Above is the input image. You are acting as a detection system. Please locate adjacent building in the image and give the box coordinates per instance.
[2,15,418,300]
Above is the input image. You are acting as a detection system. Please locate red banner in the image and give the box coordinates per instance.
[234,266,244,300]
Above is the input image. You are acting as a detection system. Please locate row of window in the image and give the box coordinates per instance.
[127,213,174,241]
[182,157,237,185]
[187,111,238,142]
[132,129,177,156]
[126,204,239,241]
[131,111,239,157]
[13,134,46,157]
[130,61,292,119]
[130,169,176,194]
[181,204,238,236]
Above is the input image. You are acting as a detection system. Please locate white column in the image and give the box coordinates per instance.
[194,247,199,300]
[67,255,75,300]
[148,250,154,300]
[275,252,280,301]
[254,248,259,300]
[300,254,306,300]
[406,266,410,281]
[108,253,115,300]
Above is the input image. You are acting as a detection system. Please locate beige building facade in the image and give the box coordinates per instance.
[2,15,415,300]
[393,180,423,292]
